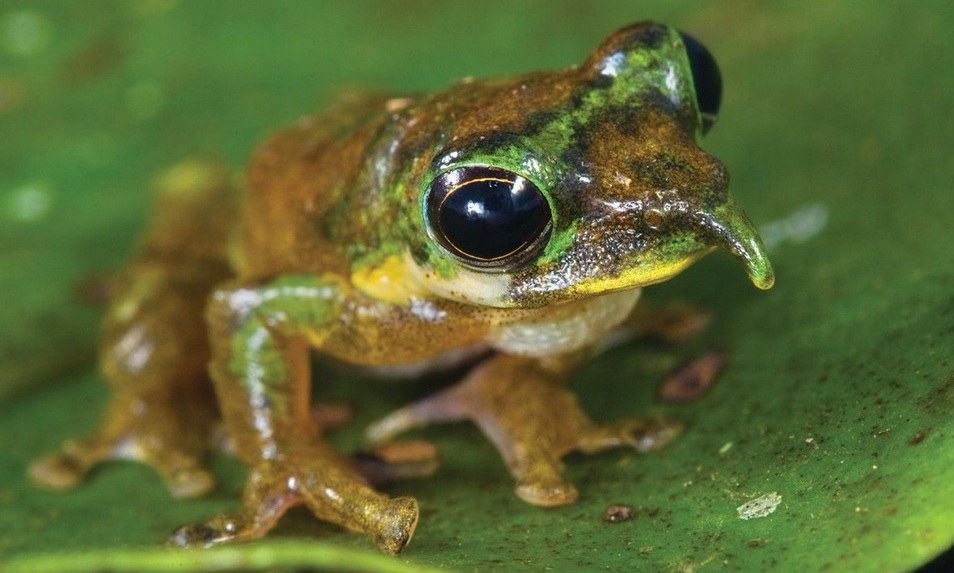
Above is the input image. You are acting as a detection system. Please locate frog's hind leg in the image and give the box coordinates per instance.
[30,160,236,499]
[367,354,681,507]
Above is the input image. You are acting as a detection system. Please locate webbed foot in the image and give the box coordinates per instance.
[367,354,681,506]
[29,391,216,499]
[167,443,419,554]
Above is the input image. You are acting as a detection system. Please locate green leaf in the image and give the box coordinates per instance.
[1,1,951,571]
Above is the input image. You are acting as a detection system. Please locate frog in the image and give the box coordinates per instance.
[29,22,773,554]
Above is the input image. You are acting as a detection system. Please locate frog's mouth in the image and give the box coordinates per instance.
[696,200,775,290]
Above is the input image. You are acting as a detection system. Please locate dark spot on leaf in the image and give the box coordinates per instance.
[659,352,725,403]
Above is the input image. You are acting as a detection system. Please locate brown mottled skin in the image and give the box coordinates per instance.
[30,23,773,553]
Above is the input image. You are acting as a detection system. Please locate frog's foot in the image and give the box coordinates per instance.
[168,444,419,554]
[367,354,681,507]
[29,396,215,499]
[624,300,712,343]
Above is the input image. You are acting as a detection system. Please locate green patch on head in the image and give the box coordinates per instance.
[539,219,579,265]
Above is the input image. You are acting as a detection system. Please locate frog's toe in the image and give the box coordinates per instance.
[652,306,712,343]
[578,417,683,454]
[28,439,109,491]
[167,483,293,548]
[118,440,215,498]
[311,402,356,431]
[29,453,90,490]
[167,516,245,548]
[366,496,419,555]
[169,452,420,554]
[626,301,713,343]
[515,479,579,507]
[155,457,216,499]
[352,440,441,485]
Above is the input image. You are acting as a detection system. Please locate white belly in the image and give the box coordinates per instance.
[488,289,641,357]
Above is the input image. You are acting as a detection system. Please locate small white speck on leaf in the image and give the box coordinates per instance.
[5,181,52,222]
[719,442,733,455]
[737,492,782,520]
[760,203,829,250]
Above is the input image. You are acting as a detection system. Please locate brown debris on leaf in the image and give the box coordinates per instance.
[659,352,726,403]
[602,504,636,523]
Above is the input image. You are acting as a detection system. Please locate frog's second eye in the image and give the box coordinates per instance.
[679,31,722,134]
[426,166,551,270]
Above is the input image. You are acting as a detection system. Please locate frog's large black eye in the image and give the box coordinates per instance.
[426,166,552,270]
[679,31,722,134]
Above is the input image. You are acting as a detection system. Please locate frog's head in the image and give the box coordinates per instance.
[406,22,773,308]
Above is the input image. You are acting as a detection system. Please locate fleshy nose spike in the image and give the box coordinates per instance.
[696,201,774,290]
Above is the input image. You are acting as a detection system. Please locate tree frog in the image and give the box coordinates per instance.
[30,22,773,554]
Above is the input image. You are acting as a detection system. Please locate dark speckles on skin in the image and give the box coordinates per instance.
[634,24,669,49]
[560,127,592,169]
[642,87,689,128]
[635,159,669,190]
[523,108,566,137]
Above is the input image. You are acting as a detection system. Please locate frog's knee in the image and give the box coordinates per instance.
[206,276,344,343]
[204,283,264,340]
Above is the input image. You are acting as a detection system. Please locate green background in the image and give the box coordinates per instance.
[1,1,952,571]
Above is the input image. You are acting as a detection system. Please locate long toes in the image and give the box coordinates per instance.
[627,418,683,452]
[150,451,216,499]
[658,308,712,342]
[365,409,417,445]
[353,440,440,485]
[311,403,355,430]
[162,464,216,499]
[29,453,88,490]
[28,441,106,490]
[352,453,440,485]
[370,496,419,555]
[515,479,578,507]
[167,516,249,548]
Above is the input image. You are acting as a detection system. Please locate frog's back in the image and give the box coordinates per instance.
[236,92,398,280]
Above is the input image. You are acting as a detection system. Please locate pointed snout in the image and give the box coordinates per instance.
[694,200,775,290]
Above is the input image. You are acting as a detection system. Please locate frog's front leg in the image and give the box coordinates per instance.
[367,354,681,506]
[169,276,418,554]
